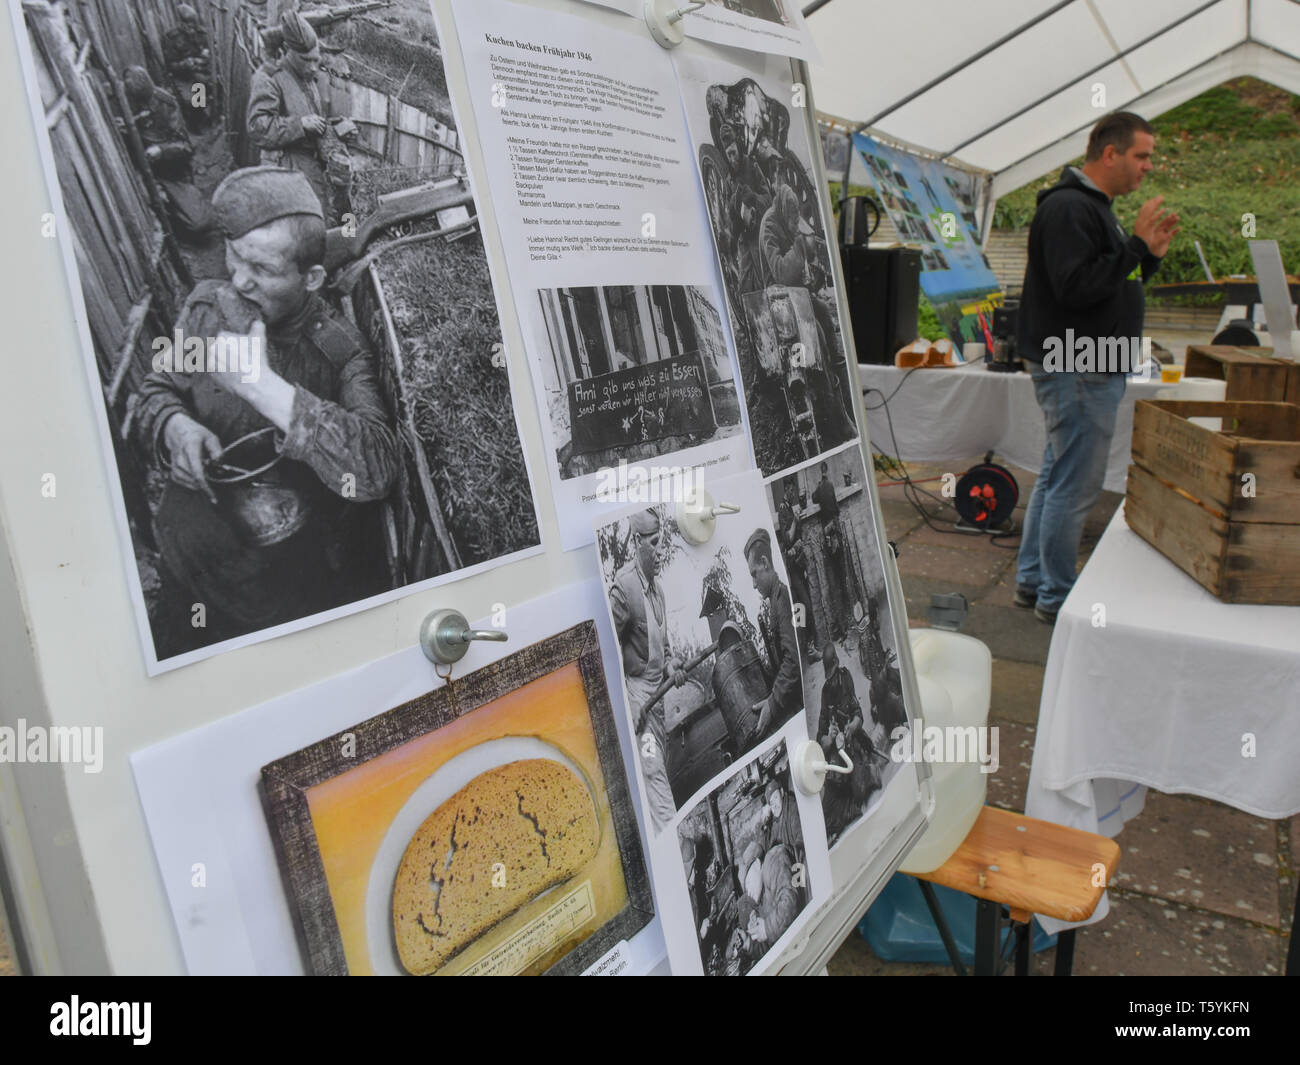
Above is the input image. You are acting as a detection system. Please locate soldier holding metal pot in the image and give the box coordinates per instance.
[133,167,397,654]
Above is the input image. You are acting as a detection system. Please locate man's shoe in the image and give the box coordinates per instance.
[1033,603,1059,625]
[1014,586,1036,608]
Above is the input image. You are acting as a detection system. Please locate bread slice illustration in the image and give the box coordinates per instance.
[392,758,599,975]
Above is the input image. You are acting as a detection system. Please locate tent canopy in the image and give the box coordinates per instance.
[807,0,1300,197]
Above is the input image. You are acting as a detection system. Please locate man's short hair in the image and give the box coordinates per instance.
[282,214,326,273]
[1085,111,1154,162]
[820,461,829,474]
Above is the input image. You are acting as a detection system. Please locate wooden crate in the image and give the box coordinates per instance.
[1183,345,1300,403]
[1126,399,1300,604]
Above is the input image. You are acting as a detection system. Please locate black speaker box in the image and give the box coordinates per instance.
[838,245,920,364]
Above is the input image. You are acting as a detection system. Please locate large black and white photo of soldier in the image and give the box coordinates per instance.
[595,496,804,834]
[677,743,808,975]
[684,71,860,478]
[766,446,906,846]
[534,284,743,480]
[14,0,541,670]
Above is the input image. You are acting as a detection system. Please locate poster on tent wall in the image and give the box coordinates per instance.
[852,133,1003,347]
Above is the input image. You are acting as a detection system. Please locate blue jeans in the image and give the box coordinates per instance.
[1016,370,1126,611]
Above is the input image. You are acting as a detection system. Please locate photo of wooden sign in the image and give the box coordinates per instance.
[568,353,717,455]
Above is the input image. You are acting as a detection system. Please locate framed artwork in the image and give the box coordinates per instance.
[260,620,652,975]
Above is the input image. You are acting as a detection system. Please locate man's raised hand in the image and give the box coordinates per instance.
[1133,195,1169,250]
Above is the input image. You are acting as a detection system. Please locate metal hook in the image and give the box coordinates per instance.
[676,487,741,545]
[419,608,508,667]
[667,1,705,23]
[792,739,854,795]
[644,0,703,48]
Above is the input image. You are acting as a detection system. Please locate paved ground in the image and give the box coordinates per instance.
[827,452,1297,977]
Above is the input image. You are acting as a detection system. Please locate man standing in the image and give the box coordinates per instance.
[776,479,817,661]
[247,11,353,225]
[745,528,803,739]
[811,461,848,641]
[609,509,685,832]
[162,4,217,131]
[133,167,397,657]
[1015,112,1179,622]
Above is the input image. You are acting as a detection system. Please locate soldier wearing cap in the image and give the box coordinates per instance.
[246,11,353,225]
[744,527,802,738]
[162,4,217,131]
[133,166,397,656]
[609,508,686,832]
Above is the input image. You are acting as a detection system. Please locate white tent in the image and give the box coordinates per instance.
[806,0,1300,197]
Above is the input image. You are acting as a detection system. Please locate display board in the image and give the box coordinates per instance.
[0,0,929,976]
[852,132,1002,347]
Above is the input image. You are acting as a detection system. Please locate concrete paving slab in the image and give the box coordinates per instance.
[990,659,1046,726]
[1033,891,1282,976]
[1112,792,1280,927]
[984,718,1035,814]
[955,601,1054,666]
[894,541,1013,589]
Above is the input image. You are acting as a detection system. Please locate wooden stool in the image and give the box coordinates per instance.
[911,806,1120,976]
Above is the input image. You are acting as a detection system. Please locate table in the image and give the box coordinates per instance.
[1023,504,1300,934]
[857,361,1169,493]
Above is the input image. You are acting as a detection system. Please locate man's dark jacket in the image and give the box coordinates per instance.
[1017,167,1162,368]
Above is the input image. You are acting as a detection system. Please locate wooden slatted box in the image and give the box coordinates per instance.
[1183,345,1300,403]
[1126,399,1300,605]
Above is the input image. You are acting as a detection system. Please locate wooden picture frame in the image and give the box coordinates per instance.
[260,620,654,975]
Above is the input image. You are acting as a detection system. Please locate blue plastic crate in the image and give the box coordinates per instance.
[859,872,1057,966]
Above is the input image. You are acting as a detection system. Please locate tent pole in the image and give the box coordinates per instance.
[991,40,1247,189]
[848,0,1075,134]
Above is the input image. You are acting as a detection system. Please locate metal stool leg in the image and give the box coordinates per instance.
[974,897,1000,976]
[1054,929,1077,976]
[1014,921,1031,976]
[1286,876,1299,976]
[916,879,968,977]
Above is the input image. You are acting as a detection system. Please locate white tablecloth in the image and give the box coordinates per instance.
[1024,505,1300,933]
[858,361,1170,493]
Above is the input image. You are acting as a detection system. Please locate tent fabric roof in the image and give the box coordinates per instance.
[807,0,1300,197]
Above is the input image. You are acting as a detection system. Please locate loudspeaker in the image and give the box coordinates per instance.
[839,245,920,364]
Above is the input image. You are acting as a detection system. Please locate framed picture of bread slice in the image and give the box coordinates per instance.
[259,620,653,975]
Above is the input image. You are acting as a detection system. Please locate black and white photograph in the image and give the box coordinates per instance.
[681,63,860,478]
[677,742,809,975]
[817,122,849,175]
[534,284,744,480]
[595,479,804,834]
[703,0,792,29]
[13,0,542,671]
[766,446,906,846]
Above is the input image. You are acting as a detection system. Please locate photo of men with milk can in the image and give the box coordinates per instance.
[596,501,805,833]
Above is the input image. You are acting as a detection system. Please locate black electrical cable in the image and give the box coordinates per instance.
[865,382,1024,547]
[862,366,921,410]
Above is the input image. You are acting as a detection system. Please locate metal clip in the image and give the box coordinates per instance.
[419,609,507,672]
[792,739,853,795]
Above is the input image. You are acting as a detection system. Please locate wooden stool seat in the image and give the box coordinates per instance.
[910,805,1121,975]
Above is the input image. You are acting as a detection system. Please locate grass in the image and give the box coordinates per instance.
[992,77,1300,287]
